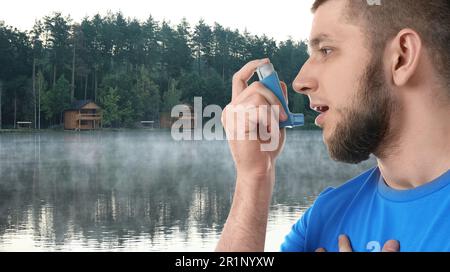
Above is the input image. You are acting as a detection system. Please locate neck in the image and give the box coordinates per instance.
[376,90,450,190]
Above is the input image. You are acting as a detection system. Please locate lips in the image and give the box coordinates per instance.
[310,103,330,126]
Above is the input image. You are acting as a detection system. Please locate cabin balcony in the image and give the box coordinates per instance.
[76,113,102,121]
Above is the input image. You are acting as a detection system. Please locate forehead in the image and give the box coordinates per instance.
[309,0,363,49]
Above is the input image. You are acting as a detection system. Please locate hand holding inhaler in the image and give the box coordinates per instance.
[256,63,304,128]
[217,60,296,252]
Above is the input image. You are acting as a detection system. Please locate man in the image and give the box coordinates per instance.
[216,0,450,252]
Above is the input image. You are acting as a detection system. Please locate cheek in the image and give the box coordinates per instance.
[318,51,370,131]
[319,50,367,101]
[320,66,359,105]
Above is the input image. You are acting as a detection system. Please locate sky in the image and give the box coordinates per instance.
[0,0,315,42]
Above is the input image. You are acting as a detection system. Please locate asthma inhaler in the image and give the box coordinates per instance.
[256,63,304,128]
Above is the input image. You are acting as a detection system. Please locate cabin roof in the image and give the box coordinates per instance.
[65,100,99,111]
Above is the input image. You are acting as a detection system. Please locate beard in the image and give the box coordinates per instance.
[326,56,395,164]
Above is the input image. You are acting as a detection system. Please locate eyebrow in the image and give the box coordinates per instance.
[307,33,336,55]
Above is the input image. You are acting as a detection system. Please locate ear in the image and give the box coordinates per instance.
[389,29,422,87]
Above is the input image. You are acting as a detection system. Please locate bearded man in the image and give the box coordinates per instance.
[216,0,450,252]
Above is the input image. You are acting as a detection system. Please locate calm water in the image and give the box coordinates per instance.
[0,130,375,251]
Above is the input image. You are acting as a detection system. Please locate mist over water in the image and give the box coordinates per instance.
[0,130,375,251]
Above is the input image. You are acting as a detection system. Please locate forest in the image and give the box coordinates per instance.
[0,12,316,129]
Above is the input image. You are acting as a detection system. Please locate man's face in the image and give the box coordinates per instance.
[293,0,394,163]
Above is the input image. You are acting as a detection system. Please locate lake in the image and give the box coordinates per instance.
[0,130,375,251]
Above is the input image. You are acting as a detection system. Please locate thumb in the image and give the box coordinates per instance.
[280,81,288,105]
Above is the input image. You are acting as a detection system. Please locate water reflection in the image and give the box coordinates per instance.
[0,130,375,251]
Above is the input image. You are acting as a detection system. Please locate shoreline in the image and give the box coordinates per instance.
[0,125,321,134]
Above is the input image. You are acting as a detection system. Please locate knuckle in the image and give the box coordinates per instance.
[248,93,268,106]
[249,81,263,90]
[231,72,241,83]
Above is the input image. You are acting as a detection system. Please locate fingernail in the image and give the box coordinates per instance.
[260,58,270,63]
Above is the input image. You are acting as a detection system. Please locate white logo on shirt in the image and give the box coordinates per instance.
[366,241,381,252]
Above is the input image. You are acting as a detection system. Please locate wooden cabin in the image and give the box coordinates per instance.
[64,100,102,130]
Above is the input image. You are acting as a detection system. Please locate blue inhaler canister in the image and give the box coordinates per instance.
[256,63,304,128]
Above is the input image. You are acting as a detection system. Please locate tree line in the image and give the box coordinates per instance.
[0,12,315,129]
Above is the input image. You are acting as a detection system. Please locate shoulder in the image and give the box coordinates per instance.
[310,167,379,215]
[317,167,378,199]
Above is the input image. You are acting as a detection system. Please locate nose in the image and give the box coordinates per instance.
[292,58,318,95]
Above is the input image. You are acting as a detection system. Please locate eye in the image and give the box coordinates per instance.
[320,48,333,56]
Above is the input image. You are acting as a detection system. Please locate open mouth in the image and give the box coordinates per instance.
[311,103,329,126]
[311,105,330,114]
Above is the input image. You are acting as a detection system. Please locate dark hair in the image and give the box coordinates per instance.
[312,0,450,94]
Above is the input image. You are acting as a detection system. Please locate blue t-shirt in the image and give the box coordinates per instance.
[280,167,450,252]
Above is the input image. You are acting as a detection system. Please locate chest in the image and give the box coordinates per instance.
[307,198,450,252]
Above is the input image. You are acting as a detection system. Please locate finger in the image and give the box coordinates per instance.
[257,107,275,143]
[234,82,288,121]
[315,248,327,252]
[382,240,400,252]
[241,95,277,138]
[232,58,270,101]
[338,235,353,252]
[222,102,273,140]
[280,81,288,105]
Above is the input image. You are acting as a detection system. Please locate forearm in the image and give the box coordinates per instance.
[215,171,275,252]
